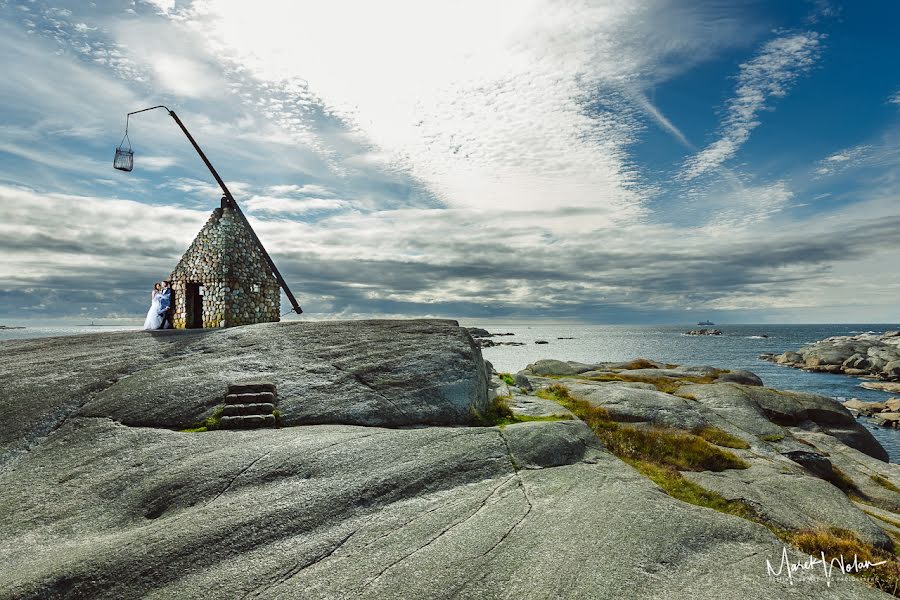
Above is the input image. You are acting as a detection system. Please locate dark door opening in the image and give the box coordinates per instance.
[186,283,203,328]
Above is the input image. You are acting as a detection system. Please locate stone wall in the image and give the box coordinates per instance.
[169,206,281,329]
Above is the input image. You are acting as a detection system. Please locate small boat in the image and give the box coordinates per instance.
[697,320,715,326]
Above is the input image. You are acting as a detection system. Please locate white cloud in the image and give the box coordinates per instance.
[266,184,334,197]
[889,90,900,105]
[139,155,178,171]
[680,31,823,181]
[246,195,350,214]
[151,0,759,220]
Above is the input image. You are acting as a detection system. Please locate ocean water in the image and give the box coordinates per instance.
[469,323,900,462]
[3,322,900,461]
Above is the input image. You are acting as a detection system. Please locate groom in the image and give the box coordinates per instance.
[158,280,173,329]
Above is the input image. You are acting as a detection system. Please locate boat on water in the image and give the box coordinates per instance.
[697,320,715,326]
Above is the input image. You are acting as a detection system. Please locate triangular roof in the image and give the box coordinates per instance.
[171,205,277,283]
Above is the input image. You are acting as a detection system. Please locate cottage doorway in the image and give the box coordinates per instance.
[186,283,204,328]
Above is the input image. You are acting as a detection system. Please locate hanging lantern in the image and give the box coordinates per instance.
[113,120,134,172]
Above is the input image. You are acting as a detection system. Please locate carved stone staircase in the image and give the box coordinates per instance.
[219,381,278,429]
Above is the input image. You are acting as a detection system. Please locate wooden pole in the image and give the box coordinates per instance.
[129,107,303,315]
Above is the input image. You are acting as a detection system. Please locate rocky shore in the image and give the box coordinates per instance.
[3,321,900,598]
[762,330,900,384]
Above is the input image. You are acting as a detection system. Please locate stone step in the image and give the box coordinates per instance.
[219,414,276,429]
[228,381,277,395]
[225,391,276,405]
[222,403,275,417]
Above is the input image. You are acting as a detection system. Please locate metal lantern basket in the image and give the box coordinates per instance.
[113,121,134,171]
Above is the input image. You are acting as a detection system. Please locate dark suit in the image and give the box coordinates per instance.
[158,286,173,329]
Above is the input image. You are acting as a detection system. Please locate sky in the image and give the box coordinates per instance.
[1,0,899,325]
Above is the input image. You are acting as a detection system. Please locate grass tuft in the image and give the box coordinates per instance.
[692,426,751,449]
[760,433,786,442]
[628,459,756,519]
[789,528,900,596]
[872,475,900,494]
[474,392,570,427]
[498,372,516,386]
[179,405,224,433]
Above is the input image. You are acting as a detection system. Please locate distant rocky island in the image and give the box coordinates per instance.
[762,330,900,392]
[2,321,900,598]
[0,325,25,330]
[684,328,722,336]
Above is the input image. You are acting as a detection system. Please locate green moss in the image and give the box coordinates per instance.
[537,384,749,472]
[828,466,867,501]
[498,414,573,429]
[862,508,900,531]
[473,394,515,426]
[760,433,785,442]
[628,459,756,519]
[272,408,283,427]
[872,475,900,494]
[692,426,751,449]
[498,372,516,386]
[475,392,571,427]
[576,371,725,394]
[179,405,224,433]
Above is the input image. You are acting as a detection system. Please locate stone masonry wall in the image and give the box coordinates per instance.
[169,206,281,329]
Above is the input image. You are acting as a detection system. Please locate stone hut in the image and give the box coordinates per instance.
[169,204,281,328]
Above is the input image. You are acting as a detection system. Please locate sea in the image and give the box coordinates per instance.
[3,322,900,461]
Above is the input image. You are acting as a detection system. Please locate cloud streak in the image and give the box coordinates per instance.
[680,31,823,181]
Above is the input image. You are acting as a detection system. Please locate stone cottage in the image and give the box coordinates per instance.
[169,202,281,328]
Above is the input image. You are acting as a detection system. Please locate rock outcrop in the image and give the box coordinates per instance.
[762,331,900,381]
[2,330,899,599]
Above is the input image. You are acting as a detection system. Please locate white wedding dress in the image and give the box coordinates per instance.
[142,292,164,330]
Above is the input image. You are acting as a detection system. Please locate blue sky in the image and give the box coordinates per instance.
[1,0,899,324]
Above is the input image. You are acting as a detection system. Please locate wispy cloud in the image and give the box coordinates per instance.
[680,31,824,181]
[813,145,872,177]
[246,195,350,215]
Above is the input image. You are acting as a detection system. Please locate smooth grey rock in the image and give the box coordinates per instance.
[512,372,532,391]
[0,417,882,600]
[525,359,578,376]
[466,327,492,338]
[0,320,489,465]
[501,419,605,469]
[564,382,709,429]
[790,429,900,514]
[684,460,892,550]
[716,369,764,387]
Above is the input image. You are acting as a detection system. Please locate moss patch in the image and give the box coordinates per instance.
[827,466,868,501]
[536,384,748,472]
[474,393,570,427]
[179,405,225,433]
[872,475,900,494]
[628,459,759,520]
[760,433,785,442]
[692,426,751,449]
[862,508,900,531]
[498,372,516,386]
[576,371,725,394]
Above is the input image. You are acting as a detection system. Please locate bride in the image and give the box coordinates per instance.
[142,283,164,330]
